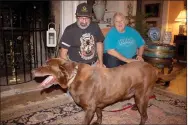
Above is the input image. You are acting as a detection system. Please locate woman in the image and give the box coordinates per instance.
[103,12,145,68]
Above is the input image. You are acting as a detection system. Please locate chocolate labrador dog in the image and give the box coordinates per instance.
[32,58,178,125]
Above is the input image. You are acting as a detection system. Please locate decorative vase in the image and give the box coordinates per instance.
[93,1,106,23]
[163,31,172,44]
[147,27,161,43]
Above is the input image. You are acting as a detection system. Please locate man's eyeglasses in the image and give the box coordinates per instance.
[78,17,90,21]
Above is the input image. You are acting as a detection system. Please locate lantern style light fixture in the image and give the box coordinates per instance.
[46,22,57,47]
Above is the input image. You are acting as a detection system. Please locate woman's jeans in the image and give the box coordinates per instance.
[103,53,136,68]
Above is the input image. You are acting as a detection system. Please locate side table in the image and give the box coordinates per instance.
[174,35,187,62]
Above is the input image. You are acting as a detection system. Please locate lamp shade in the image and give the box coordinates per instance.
[175,9,187,22]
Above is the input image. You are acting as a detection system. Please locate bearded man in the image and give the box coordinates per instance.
[60,3,104,67]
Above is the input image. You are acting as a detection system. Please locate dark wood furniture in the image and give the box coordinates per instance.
[174,35,187,62]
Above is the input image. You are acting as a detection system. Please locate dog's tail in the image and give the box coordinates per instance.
[157,69,181,82]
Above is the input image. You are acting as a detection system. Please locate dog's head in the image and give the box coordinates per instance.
[32,58,77,89]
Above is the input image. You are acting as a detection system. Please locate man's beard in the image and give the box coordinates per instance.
[77,22,90,29]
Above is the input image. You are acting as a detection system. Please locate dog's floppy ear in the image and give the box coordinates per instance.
[59,61,78,78]
[58,64,69,88]
[46,58,70,66]
[60,61,77,71]
[59,64,69,78]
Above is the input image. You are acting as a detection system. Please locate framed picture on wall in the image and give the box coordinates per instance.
[146,21,157,28]
[145,3,160,18]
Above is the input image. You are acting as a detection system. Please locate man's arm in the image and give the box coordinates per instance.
[94,23,105,67]
[96,42,103,67]
[59,26,71,60]
[60,48,68,60]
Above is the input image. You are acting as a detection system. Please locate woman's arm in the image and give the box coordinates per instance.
[136,45,145,61]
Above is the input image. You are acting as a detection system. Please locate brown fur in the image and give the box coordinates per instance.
[32,58,178,125]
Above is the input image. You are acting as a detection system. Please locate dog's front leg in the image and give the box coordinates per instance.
[91,108,102,125]
[83,108,96,125]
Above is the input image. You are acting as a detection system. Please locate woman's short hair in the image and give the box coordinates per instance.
[112,12,128,26]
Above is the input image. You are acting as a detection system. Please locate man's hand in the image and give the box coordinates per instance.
[96,60,106,68]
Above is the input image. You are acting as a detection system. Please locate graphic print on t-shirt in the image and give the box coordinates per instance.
[79,33,95,60]
[118,38,135,47]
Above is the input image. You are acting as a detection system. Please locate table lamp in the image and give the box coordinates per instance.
[175,9,187,35]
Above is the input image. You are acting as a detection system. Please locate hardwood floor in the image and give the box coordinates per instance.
[155,62,187,97]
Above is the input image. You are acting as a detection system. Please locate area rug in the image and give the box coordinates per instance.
[1,88,186,125]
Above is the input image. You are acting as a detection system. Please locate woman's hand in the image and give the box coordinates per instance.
[126,59,139,63]
[136,55,144,61]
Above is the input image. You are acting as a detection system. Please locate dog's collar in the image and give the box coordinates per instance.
[67,65,78,88]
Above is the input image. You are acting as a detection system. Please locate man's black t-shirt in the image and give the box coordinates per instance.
[60,22,104,64]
